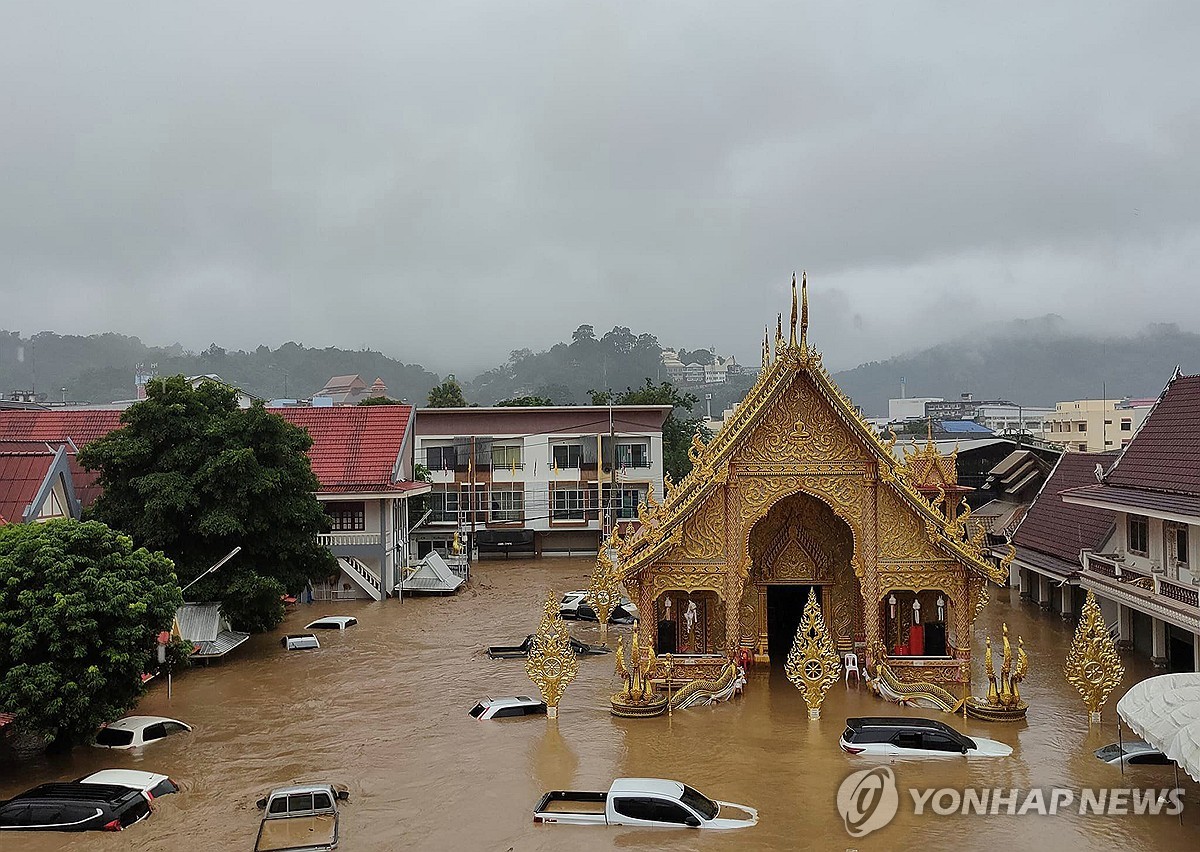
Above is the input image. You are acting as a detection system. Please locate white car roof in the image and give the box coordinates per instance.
[106,715,189,731]
[611,778,687,798]
[81,769,169,787]
[305,616,357,628]
[268,783,337,797]
[481,696,540,707]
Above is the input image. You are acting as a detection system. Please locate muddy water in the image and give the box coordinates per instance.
[1,557,1197,851]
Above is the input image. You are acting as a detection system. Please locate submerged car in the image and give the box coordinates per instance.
[1094,741,1172,766]
[0,783,152,832]
[839,717,1012,758]
[77,771,178,799]
[305,616,358,630]
[486,634,612,659]
[469,696,548,720]
[534,778,757,829]
[93,716,192,750]
[282,634,321,650]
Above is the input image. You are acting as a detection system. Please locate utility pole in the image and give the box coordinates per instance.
[608,401,616,539]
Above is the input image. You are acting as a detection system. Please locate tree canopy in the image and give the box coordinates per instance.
[496,395,554,406]
[589,380,708,481]
[428,375,468,407]
[0,519,181,748]
[78,376,335,631]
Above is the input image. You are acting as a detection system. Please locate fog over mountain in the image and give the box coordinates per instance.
[3,4,1200,372]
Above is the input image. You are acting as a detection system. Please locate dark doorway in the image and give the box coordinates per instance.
[767,584,818,665]
[1167,626,1196,673]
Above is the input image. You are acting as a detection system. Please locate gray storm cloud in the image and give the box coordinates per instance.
[2,2,1198,372]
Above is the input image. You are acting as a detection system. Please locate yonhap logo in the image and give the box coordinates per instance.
[837,766,899,837]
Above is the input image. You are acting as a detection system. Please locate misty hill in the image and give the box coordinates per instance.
[0,331,441,405]
[832,318,1200,416]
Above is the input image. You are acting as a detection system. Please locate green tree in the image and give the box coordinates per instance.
[589,379,708,481]
[78,376,335,632]
[0,519,181,748]
[496,395,554,406]
[427,374,467,407]
[358,395,402,405]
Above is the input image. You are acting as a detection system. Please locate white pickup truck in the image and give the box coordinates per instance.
[533,778,757,830]
[253,784,348,852]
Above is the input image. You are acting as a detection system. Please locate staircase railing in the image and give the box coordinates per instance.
[339,556,383,601]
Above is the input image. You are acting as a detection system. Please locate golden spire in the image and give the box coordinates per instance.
[775,312,783,356]
[789,272,798,348]
[762,326,770,368]
[800,270,809,350]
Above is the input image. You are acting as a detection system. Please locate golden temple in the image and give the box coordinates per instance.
[608,273,1009,694]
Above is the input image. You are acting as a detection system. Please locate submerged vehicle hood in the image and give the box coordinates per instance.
[968,737,1014,757]
[708,801,758,829]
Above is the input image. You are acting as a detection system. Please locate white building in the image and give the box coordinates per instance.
[1059,372,1200,672]
[1042,398,1154,453]
[973,402,1055,435]
[412,405,670,558]
[888,397,942,422]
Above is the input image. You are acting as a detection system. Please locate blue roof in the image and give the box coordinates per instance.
[939,420,994,434]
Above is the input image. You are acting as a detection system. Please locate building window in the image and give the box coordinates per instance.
[552,488,586,521]
[1077,444,1088,451]
[491,444,523,469]
[1167,523,1189,566]
[552,443,582,470]
[489,487,524,523]
[326,502,365,531]
[1121,420,1132,431]
[1127,514,1149,556]
[1104,419,1112,425]
[429,488,460,524]
[617,443,650,468]
[602,485,644,519]
[1077,422,1086,432]
[424,444,457,471]
[1105,440,1113,446]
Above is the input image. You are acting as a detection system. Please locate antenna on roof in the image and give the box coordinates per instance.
[1094,463,1104,482]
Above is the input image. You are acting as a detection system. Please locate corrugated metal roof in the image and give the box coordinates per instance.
[174,603,224,643]
[193,630,250,658]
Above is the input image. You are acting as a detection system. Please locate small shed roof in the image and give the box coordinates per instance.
[173,602,249,658]
[399,552,464,593]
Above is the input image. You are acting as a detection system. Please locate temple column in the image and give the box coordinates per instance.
[1151,618,1168,668]
[638,581,655,651]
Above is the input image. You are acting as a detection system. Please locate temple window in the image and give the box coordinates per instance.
[881,590,951,658]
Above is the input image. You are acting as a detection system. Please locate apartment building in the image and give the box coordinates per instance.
[412,405,670,558]
[1042,398,1153,452]
[1059,372,1200,672]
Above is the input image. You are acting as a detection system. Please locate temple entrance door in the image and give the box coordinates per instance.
[767,584,819,665]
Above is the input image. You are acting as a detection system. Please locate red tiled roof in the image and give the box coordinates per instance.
[0,451,58,524]
[1104,373,1200,496]
[0,410,124,447]
[1012,451,1115,571]
[0,406,415,495]
[0,712,14,729]
[272,406,413,491]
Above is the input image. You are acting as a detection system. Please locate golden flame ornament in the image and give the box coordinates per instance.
[610,631,667,717]
[1063,591,1124,723]
[525,591,579,718]
[586,549,623,644]
[966,623,1029,721]
[785,588,841,719]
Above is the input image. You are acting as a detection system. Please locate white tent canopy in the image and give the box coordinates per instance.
[1117,673,1200,783]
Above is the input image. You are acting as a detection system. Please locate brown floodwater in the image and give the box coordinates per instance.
[2,557,1197,852]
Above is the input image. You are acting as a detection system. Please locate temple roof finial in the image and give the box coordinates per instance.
[789,272,798,348]
[762,326,770,368]
[775,312,783,356]
[800,270,809,350]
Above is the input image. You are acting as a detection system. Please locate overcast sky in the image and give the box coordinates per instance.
[3,3,1198,373]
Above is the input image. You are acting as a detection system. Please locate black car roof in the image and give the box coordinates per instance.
[8,783,139,804]
[845,717,962,735]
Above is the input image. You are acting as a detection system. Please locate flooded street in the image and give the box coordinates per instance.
[2,557,1197,851]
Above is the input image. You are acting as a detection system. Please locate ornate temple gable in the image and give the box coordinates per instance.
[617,273,1007,586]
[749,496,851,584]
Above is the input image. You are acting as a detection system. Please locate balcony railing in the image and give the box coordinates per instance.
[317,532,382,547]
[1158,576,1200,609]
[1082,551,1200,623]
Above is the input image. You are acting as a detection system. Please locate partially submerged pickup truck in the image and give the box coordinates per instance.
[254,784,348,852]
[533,778,757,830]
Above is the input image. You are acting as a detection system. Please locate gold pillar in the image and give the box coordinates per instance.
[755,586,770,663]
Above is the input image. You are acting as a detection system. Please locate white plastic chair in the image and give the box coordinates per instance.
[843,652,860,686]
